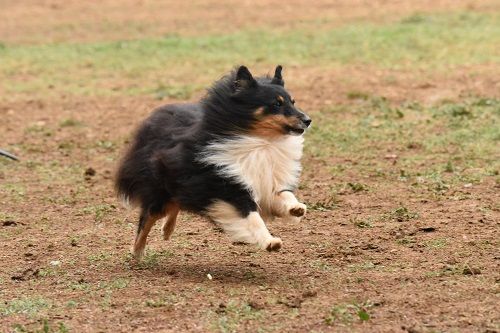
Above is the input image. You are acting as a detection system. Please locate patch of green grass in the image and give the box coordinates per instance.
[310,260,332,272]
[325,301,373,326]
[145,294,178,309]
[94,140,116,151]
[65,300,78,308]
[211,300,263,333]
[24,123,53,137]
[396,236,417,247]
[308,97,500,183]
[385,206,419,222]
[425,238,448,249]
[1,183,26,201]
[152,83,196,100]
[128,250,174,269]
[69,280,92,291]
[13,320,69,333]
[348,261,378,272]
[1,12,499,97]
[82,204,116,223]
[0,211,18,221]
[347,182,368,193]
[37,265,66,278]
[307,196,339,211]
[88,251,113,263]
[347,91,370,100]
[425,265,461,278]
[1,297,51,317]
[98,278,130,290]
[59,118,84,128]
[351,217,373,228]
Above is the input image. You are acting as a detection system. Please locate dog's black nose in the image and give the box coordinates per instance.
[302,117,312,127]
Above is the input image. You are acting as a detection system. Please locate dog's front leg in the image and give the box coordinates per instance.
[271,190,307,221]
[207,200,282,251]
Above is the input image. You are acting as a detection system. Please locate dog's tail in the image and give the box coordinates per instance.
[115,145,148,208]
[115,144,174,210]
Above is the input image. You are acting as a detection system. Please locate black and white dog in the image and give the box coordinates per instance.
[115,65,311,260]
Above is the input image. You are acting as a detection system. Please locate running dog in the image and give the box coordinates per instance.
[115,65,311,260]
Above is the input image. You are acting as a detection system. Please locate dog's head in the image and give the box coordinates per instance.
[231,65,311,138]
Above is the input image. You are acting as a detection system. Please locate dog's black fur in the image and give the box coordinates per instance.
[116,65,310,255]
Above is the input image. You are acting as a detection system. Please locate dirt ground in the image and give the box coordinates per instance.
[1,1,499,333]
[2,0,500,44]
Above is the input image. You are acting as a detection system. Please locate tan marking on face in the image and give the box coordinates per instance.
[277,95,285,103]
[254,107,265,117]
[250,114,301,138]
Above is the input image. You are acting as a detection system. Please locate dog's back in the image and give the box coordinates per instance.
[115,103,202,210]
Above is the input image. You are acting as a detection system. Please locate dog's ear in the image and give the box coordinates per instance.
[271,65,284,86]
[234,66,257,91]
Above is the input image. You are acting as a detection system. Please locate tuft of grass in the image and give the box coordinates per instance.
[59,118,84,127]
[425,238,448,249]
[347,91,370,100]
[145,294,177,309]
[69,280,92,291]
[444,161,454,173]
[153,84,195,100]
[211,300,263,333]
[310,260,332,272]
[426,265,461,278]
[129,250,174,269]
[307,196,339,211]
[1,297,51,317]
[347,182,368,193]
[396,236,417,247]
[13,320,69,333]
[385,206,418,222]
[88,251,113,263]
[348,262,377,272]
[95,140,116,151]
[351,217,373,228]
[98,278,130,290]
[325,301,373,326]
[82,204,116,223]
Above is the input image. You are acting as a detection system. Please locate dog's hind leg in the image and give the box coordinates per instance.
[161,202,180,241]
[132,207,166,260]
[207,200,282,251]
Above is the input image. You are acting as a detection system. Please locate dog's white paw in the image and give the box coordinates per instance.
[265,237,282,252]
[288,202,307,218]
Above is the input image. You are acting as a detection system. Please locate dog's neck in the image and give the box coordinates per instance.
[197,135,303,215]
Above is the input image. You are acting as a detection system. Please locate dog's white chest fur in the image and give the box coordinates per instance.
[199,135,303,214]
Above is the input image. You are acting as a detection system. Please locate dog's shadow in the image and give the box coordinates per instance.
[127,257,282,285]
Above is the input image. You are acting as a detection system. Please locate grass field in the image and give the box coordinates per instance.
[0,1,499,332]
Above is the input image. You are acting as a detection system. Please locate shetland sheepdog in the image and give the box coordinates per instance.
[116,65,311,260]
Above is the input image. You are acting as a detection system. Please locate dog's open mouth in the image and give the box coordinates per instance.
[287,126,305,135]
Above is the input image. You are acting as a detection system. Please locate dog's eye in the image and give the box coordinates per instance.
[274,100,282,108]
